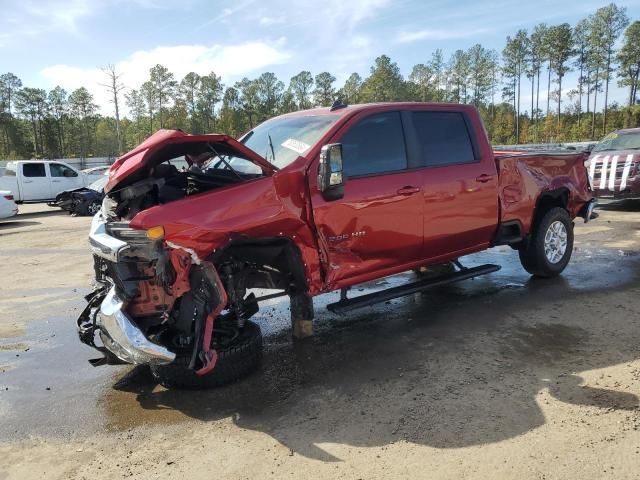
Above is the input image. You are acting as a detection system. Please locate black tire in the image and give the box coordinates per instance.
[70,199,81,215]
[87,200,101,216]
[518,207,573,278]
[150,320,263,389]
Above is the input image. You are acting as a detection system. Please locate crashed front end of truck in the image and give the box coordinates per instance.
[76,130,302,387]
[79,214,228,374]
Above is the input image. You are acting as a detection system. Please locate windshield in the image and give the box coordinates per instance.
[593,131,640,152]
[89,175,108,191]
[238,114,339,171]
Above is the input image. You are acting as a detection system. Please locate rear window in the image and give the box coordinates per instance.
[412,111,477,167]
[4,165,17,176]
[23,163,46,177]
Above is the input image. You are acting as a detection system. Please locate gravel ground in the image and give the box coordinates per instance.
[0,202,639,479]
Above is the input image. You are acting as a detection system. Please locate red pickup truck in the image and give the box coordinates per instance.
[78,103,594,388]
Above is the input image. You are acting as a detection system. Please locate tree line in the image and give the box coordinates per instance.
[1,3,640,160]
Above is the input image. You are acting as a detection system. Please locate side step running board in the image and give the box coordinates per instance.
[326,264,501,315]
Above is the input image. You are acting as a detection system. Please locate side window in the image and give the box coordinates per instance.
[412,111,477,167]
[22,163,46,177]
[50,163,78,178]
[340,112,407,177]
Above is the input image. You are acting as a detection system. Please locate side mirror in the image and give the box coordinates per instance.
[318,143,345,201]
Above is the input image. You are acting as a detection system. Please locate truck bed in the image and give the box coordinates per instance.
[494,150,591,236]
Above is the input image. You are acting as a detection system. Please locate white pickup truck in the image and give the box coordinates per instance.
[0,160,103,203]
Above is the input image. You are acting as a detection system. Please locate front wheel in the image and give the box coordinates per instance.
[150,320,263,389]
[518,207,574,278]
[87,200,101,216]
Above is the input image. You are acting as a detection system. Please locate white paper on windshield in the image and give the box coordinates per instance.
[281,138,311,155]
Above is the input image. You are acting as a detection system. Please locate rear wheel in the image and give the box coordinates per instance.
[518,207,573,278]
[150,320,262,389]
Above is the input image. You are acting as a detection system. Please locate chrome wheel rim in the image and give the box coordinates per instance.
[88,202,100,215]
[544,221,568,264]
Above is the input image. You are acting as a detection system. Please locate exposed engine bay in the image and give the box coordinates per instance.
[103,148,262,221]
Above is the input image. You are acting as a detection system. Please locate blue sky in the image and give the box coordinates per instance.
[2,0,640,115]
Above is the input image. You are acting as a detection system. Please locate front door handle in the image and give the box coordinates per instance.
[475,174,493,183]
[397,186,420,196]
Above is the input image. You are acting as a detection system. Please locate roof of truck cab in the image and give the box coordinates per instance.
[276,102,478,118]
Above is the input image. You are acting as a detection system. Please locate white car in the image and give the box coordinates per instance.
[0,161,95,203]
[0,191,18,219]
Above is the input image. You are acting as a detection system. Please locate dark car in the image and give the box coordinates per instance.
[587,128,640,198]
[55,175,106,216]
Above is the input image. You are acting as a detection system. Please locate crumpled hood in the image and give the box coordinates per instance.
[105,129,277,192]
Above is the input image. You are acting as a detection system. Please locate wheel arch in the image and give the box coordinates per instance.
[530,188,570,234]
[210,236,310,294]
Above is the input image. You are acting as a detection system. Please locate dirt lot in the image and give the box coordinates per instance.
[1,202,639,479]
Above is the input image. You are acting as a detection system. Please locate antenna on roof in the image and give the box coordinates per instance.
[330,99,348,111]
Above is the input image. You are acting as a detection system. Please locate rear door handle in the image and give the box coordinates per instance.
[397,186,420,196]
[475,174,493,183]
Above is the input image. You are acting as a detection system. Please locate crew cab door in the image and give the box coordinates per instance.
[19,162,51,201]
[49,162,82,196]
[310,110,424,287]
[408,109,499,258]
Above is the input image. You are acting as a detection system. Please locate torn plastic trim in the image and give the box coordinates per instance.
[96,286,176,365]
[166,241,202,265]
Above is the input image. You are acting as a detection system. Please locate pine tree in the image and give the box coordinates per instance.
[617,21,640,107]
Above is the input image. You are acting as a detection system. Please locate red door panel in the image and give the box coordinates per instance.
[407,108,499,260]
[421,164,498,259]
[311,170,423,286]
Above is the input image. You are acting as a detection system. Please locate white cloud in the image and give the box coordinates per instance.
[325,0,391,28]
[40,41,291,114]
[0,0,95,44]
[1,0,197,44]
[21,0,94,33]
[195,0,258,30]
[259,16,285,26]
[396,28,490,44]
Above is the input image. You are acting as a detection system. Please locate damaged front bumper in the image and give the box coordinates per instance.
[80,214,176,366]
[96,286,176,365]
[77,284,177,367]
[79,213,227,373]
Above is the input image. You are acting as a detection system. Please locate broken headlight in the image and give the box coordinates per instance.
[106,222,149,244]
